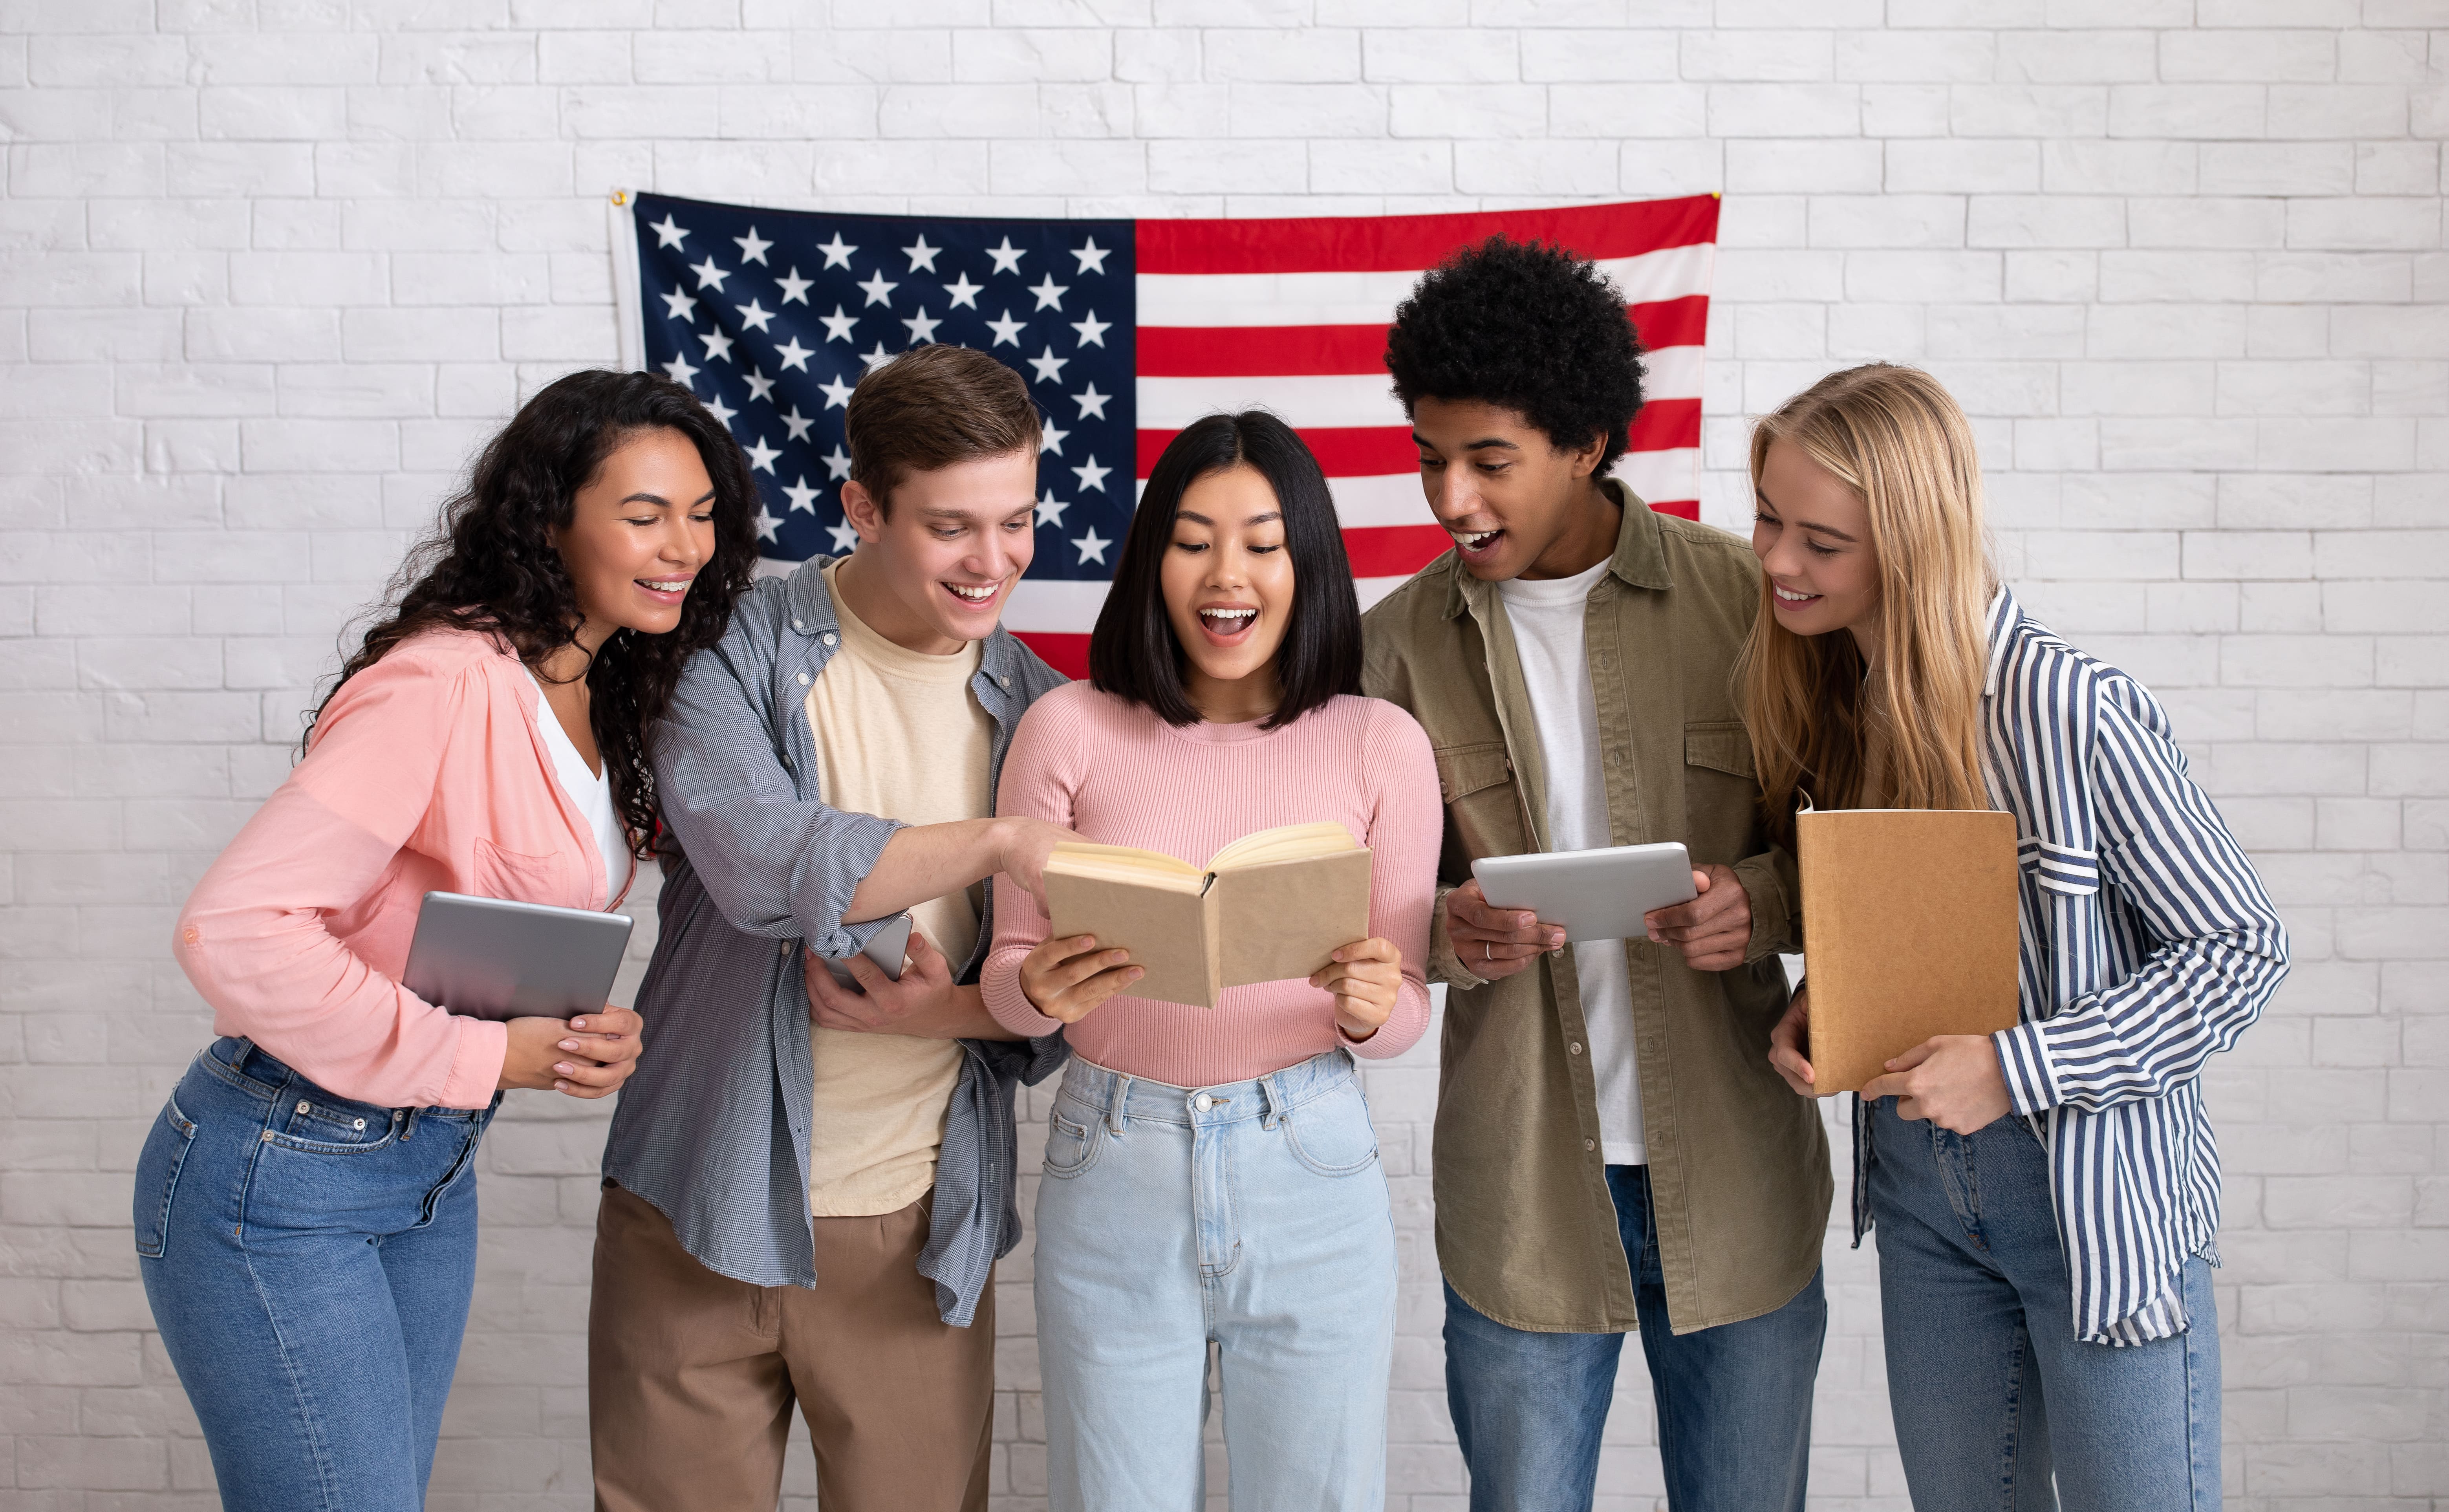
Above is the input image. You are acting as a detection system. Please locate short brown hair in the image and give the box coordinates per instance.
[844,344,1041,515]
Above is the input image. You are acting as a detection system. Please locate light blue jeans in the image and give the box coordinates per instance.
[1033,1048,1397,1511]
[135,1038,498,1511]
[1867,1096,2222,1511]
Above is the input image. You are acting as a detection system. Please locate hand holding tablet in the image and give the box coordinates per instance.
[1469,841,1699,946]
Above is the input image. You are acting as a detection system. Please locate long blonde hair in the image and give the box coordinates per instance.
[1735,363,1997,847]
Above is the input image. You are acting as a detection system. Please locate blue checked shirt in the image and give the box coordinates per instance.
[603,559,1069,1326]
[1855,587,2290,1346]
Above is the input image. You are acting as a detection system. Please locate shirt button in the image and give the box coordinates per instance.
[1193,1094,1214,1112]
[792,619,804,630]
[796,672,811,686]
[1584,1138,1596,1152]
[999,675,1011,688]
[822,632,838,646]
[781,941,794,957]
[1570,1042,1583,1055]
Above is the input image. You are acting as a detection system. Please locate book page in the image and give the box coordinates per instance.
[1043,842,1204,893]
[1208,821,1358,872]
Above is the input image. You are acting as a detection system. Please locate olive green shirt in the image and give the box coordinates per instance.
[1360,481,1832,1335]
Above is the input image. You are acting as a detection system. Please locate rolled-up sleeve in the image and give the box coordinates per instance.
[651,624,905,960]
[175,652,507,1110]
[1993,681,2289,1115]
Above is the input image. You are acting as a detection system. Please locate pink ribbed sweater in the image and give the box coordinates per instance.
[982,683,1441,1087]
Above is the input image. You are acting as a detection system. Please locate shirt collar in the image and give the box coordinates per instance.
[1982,584,2019,698]
[782,552,1026,681]
[1441,476,1674,621]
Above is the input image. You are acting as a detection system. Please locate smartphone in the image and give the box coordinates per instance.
[818,912,913,993]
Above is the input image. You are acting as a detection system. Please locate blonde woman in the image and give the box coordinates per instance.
[1742,364,2286,1510]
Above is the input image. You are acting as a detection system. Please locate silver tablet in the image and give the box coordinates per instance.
[402,891,634,1023]
[818,912,912,991]
[1470,841,1697,945]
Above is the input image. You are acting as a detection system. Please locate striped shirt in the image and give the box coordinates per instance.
[1854,587,2290,1347]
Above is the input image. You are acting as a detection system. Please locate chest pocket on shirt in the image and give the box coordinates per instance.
[1435,741,1529,860]
[474,835,564,903]
[2017,837,2100,897]
[1682,721,1757,780]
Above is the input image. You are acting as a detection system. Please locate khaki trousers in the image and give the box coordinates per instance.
[588,1184,994,1512]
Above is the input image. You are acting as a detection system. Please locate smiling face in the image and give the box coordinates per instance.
[552,427,716,645]
[1160,463,1294,722]
[1411,395,1620,582]
[1752,437,1883,653]
[837,447,1040,655]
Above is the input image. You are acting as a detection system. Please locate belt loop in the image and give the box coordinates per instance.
[229,1036,258,1078]
[1106,1073,1132,1137]
[1259,1072,1282,1131]
[404,1106,422,1142]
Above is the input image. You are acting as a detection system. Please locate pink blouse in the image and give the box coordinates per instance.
[983,684,1442,1087]
[174,628,621,1109]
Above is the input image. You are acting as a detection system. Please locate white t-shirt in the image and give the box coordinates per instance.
[530,674,630,907]
[1497,559,1647,1167]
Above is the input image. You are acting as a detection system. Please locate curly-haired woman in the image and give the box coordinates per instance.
[135,370,761,1509]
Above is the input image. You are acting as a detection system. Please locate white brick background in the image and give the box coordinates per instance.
[1,2,2442,1508]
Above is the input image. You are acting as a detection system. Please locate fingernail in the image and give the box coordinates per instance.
[571,1018,586,1029]
[554,1063,576,1075]
[559,1040,579,1052]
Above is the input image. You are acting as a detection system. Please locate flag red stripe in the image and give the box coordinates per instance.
[1629,398,1700,452]
[1015,632,1091,680]
[1134,297,1708,379]
[1134,401,1695,479]
[1136,197,1721,276]
[1138,424,1418,479]
[1340,524,1455,578]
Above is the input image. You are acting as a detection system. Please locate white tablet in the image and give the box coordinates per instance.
[403,891,634,1022]
[1470,841,1697,945]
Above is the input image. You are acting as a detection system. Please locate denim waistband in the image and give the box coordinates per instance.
[197,1036,491,1122]
[1058,1047,1356,1132]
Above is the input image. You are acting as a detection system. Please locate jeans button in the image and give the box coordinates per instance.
[1193,1094,1213,1113]
[296,1100,311,1114]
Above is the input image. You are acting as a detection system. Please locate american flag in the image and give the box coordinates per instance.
[619,192,1718,677]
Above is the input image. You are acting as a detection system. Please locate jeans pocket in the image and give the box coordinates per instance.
[1282,1082,1380,1178]
[1043,1110,1101,1179]
[133,1093,198,1259]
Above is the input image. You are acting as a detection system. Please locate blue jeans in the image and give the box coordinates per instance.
[1867,1096,2222,1511]
[135,1038,499,1511]
[1033,1049,1397,1511]
[1443,1164,1825,1512]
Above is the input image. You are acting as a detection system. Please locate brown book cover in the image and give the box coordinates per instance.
[1041,825,1373,1009]
[1796,806,2021,1093]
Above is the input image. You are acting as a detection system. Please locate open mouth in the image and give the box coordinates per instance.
[1451,527,1504,560]
[1770,583,1823,611]
[1195,605,1258,645]
[943,581,1000,611]
[635,575,694,606]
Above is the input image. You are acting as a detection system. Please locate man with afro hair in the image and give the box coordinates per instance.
[1361,236,1829,1512]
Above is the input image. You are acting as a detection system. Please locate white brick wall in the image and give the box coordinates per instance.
[2,5,2441,1510]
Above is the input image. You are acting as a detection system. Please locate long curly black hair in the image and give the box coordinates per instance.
[310,369,762,857]
[1384,235,1648,472]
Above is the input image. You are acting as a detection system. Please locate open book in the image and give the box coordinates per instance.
[1041,822,1373,1009]
[1796,804,2021,1093]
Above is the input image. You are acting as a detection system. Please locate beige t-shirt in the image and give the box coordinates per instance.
[802,562,995,1218]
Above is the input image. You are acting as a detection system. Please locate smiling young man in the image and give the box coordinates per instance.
[589,345,1074,1512]
[1358,238,1832,1512]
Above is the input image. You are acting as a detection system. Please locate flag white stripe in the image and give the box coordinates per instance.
[1135,346,1703,432]
[1135,243,1714,329]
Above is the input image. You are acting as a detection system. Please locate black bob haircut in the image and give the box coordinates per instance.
[1384,235,1649,474]
[1088,411,1362,732]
